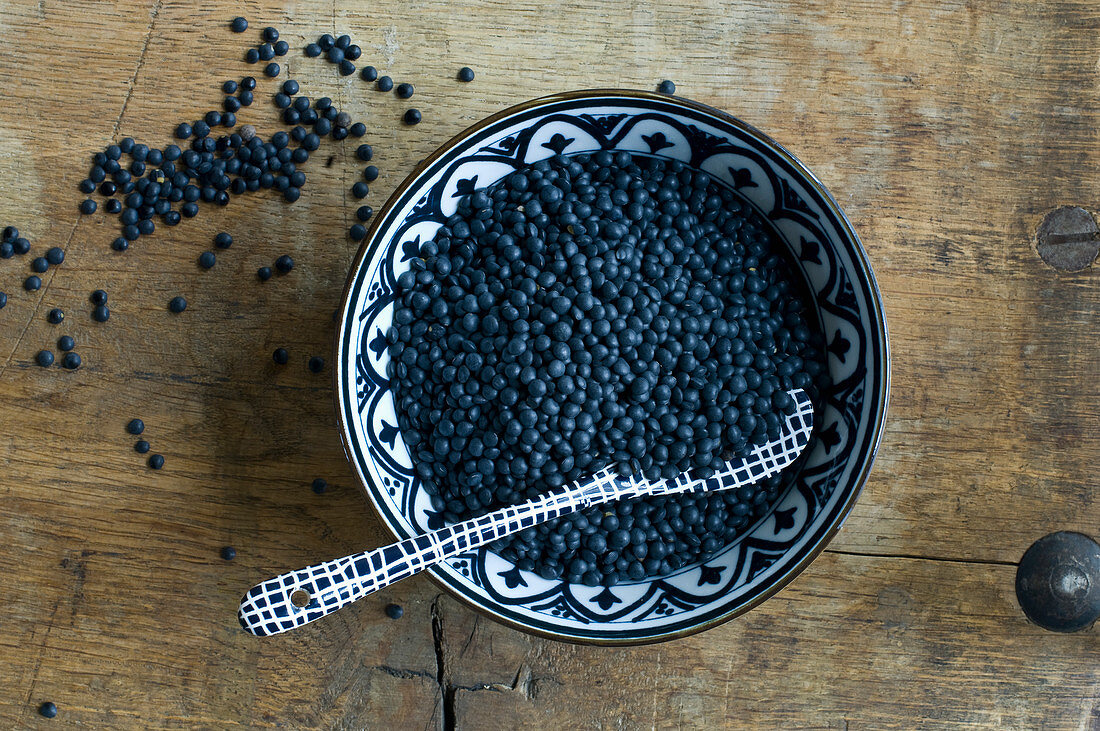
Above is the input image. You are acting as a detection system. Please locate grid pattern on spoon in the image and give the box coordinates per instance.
[238,389,813,637]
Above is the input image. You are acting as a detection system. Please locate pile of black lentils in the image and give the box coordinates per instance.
[389,150,829,585]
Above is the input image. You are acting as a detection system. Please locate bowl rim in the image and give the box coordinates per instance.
[333,88,890,645]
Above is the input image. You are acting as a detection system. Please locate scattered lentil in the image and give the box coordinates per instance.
[311,478,327,494]
[403,108,422,125]
[80,199,97,215]
[61,352,81,370]
[91,289,107,306]
[148,454,165,469]
[360,65,378,82]
[198,251,216,269]
[657,79,676,94]
[38,702,57,719]
[58,335,74,352]
[230,16,248,32]
[351,181,369,199]
[257,266,272,281]
[345,44,362,61]
[356,205,373,222]
[376,76,393,92]
[304,43,322,57]
[308,356,324,373]
[93,305,110,322]
[127,418,145,435]
[457,66,475,82]
[356,144,373,161]
[272,347,289,364]
[264,62,280,77]
[24,276,41,291]
[31,257,48,273]
[339,59,356,76]
[363,165,378,181]
[349,224,366,241]
[47,308,64,324]
[46,247,64,265]
[395,82,414,99]
[36,350,54,367]
[384,603,404,619]
[275,254,294,274]
[134,440,150,454]
[168,296,187,313]
[221,546,237,560]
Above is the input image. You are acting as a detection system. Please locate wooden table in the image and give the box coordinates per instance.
[1,0,1097,727]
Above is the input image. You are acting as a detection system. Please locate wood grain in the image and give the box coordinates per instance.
[0,0,1098,727]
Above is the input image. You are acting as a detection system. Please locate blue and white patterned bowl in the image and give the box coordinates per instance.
[335,90,889,644]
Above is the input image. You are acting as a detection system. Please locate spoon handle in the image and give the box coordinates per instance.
[239,389,812,637]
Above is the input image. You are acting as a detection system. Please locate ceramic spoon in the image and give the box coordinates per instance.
[239,389,813,636]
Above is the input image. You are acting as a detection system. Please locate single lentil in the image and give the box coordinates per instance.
[360,65,378,82]
[92,305,109,322]
[221,546,237,560]
[61,352,81,370]
[356,144,373,161]
[230,16,248,32]
[127,418,145,435]
[311,478,327,494]
[395,82,413,98]
[657,79,676,94]
[308,356,324,373]
[356,205,373,222]
[47,308,64,324]
[376,76,393,92]
[275,254,294,274]
[38,702,58,719]
[168,296,187,313]
[272,347,289,364]
[349,223,366,241]
[148,454,165,469]
[36,350,54,367]
[58,335,75,352]
[198,251,216,269]
[457,66,475,82]
[24,276,41,291]
[264,62,280,77]
[384,603,404,619]
[403,108,422,125]
[46,247,64,265]
[257,266,272,281]
[134,440,150,454]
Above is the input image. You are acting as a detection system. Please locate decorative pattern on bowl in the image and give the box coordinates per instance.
[335,90,889,644]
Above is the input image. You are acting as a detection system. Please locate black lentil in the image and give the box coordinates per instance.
[58,335,75,352]
[214,232,233,249]
[389,151,828,584]
[318,33,335,50]
[376,76,393,92]
[47,308,64,324]
[80,199,97,214]
[326,46,344,64]
[148,454,165,469]
[198,251,216,269]
[105,199,122,214]
[272,347,289,365]
[223,79,238,94]
[38,702,57,719]
[281,79,299,96]
[127,418,145,435]
[384,603,404,619]
[12,237,29,255]
[335,34,351,49]
[339,59,356,76]
[112,237,129,252]
[91,289,107,306]
[360,65,378,82]
[457,66,475,82]
[349,223,367,241]
[135,440,150,454]
[349,122,366,137]
[356,144,373,161]
[362,165,379,182]
[308,356,324,373]
[32,257,48,273]
[345,44,362,61]
[356,205,373,222]
[274,254,294,274]
[352,181,369,199]
[2,226,17,241]
[46,247,64,266]
[657,79,676,95]
[257,266,272,281]
[264,62,280,77]
[168,296,187,313]
[221,545,237,560]
[80,179,97,194]
[245,48,259,64]
[403,108,422,125]
[274,40,289,56]
[93,305,109,322]
[0,292,6,310]
[61,352,81,370]
[230,16,248,32]
[36,350,54,367]
[311,478,327,494]
[241,74,257,90]
[395,82,413,99]
[24,275,41,292]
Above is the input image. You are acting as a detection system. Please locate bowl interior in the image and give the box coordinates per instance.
[336,90,888,644]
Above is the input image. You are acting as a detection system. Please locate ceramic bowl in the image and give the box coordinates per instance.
[335,89,889,644]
